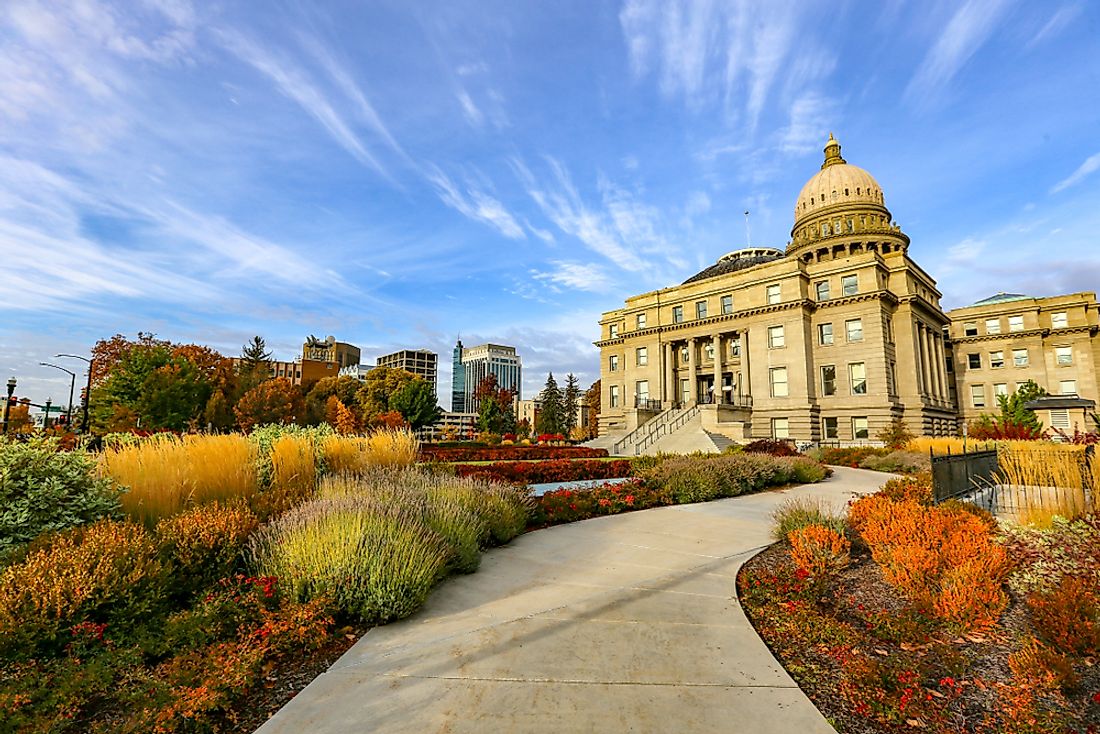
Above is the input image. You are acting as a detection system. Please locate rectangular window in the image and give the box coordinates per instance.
[819,323,834,345]
[1060,379,1077,395]
[705,342,714,360]
[771,417,790,439]
[636,347,648,366]
[967,353,981,369]
[990,350,1004,368]
[609,355,619,372]
[1008,315,1024,332]
[1052,311,1068,329]
[730,337,741,357]
[964,322,978,337]
[1051,409,1071,430]
[883,316,893,343]
[845,318,863,342]
[636,380,649,401]
[609,385,620,408]
[636,313,646,329]
[841,274,858,296]
[672,305,683,324]
[815,281,830,301]
[609,323,619,338]
[696,300,707,319]
[821,365,836,396]
[822,416,838,439]
[852,416,869,440]
[849,362,867,394]
[680,346,689,364]
[768,325,785,348]
[721,295,733,314]
[1056,346,1073,366]
[766,284,781,304]
[681,379,690,405]
[1013,348,1029,367]
[985,318,1001,335]
[994,382,1008,397]
[971,384,985,408]
[770,367,789,397]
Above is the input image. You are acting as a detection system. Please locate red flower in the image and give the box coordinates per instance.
[625,495,634,504]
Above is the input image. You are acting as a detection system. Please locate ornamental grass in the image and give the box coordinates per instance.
[99,434,258,525]
[993,446,1098,527]
[772,496,847,541]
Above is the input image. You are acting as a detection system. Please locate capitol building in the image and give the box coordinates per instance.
[595,136,1099,449]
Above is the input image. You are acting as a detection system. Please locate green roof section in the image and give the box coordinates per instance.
[971,292,1031,306]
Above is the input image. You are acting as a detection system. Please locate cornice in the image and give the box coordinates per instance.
[947,325,1098,344]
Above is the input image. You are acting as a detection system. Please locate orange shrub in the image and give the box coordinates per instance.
[1008,639,1078,692]
[788,524,850,578]
[879,472,933,504]
[156,502,259,597]
[1026,575,1100,656]
[847,493,894,535]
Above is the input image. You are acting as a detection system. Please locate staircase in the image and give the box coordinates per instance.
[606,404,700,456]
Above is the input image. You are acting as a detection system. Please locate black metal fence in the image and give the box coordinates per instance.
[930,446,998,503]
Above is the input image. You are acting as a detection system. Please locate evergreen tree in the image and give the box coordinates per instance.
[390,379,442,430]
[535,372,564,436]
[241,336,271,365]
[238,336,272,390]
[562,373,580,436]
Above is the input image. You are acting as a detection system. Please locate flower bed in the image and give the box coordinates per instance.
[420,445,609,462]
[453,458,633,485]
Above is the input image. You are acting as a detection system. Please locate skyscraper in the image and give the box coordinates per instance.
[451,340,467,413]
[376,349,438,396]
[451,341,522,411]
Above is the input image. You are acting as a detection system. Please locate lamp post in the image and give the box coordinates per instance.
[56,354,92,433]
[3,377,15,435]
[42,398,52,431]
[39,362,76,426]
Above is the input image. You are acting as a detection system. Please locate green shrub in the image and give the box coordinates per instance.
[638,453,828,504]
[0,436,121,558]
[859,450,930,474]
[772,497,847,541]
[789,457,828,484]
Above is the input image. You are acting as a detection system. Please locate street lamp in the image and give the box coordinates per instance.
[3,377,15,435]
[56,354,92,433]
[39,362,76,426]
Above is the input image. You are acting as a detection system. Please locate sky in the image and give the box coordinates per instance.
[2,0,1099,411]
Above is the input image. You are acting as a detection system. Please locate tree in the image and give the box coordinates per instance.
[203,389,235,431]
[305,375,363,425]
[390,380,442,430]
[325,396,360,435]
[535,372,564,436]
[876,417,914,450]
[968,379,1048,440]
[585,380,601,439]
[356,367,419,422]
[90,332,169,386]
[238,336,272,391]
[473,374,515,434]
[562,373,580,437]
[234,378,304,431]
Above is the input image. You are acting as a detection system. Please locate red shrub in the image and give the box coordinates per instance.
[1026,575,1100,656]
[743,439,800,456]
[528,480,669,526]
[819,446,886,466]
[454,459,633,485]
[420,445,608,462]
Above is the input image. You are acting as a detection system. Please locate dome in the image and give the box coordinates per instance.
[793,134,885,228]
[682,247,784,285]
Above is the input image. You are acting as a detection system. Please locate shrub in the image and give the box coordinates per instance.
[788,525,850,578]
[529,479,667,526]
[638,453,822,504]
[0,437,121,557]
[419,445,608,462]
[788,457,827,483]
[817,446,887,467]
[859,450,930,474]
[155,502,259,600]
[772,496,846,541]
[742,439,800,456]
[454,459,634,485]
[0,520,164,658]
[879,472,933,504]
[876,417,915,450]
[1026,575,1100,656]
[1008,638,1078,692]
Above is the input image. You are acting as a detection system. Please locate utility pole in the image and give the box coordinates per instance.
[744,210,752,248]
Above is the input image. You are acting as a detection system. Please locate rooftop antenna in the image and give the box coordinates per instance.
[744,210,752,248]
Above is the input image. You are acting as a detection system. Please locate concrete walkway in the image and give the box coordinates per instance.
[257,467,887,734]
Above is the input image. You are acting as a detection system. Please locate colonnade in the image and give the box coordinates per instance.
[661,330,748,408]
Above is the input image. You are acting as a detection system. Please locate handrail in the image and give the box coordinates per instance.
[612,405,676,455]
[634,404,700,455]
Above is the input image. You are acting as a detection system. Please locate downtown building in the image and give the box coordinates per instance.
[451,340,522,413]
[377,349,439,396]
[595,136,1100,447]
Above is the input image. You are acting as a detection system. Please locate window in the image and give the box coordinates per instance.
[1013,348,1029,367]
[721,295,733,314]
[609,323,619,338]
[680,346,689,363]
[845,318,863,342]
[971,384,985,408]
[822,416,838,439]
[990,350,1004,369]
[964,322,978,337]
[1052,311,1068,329]
[815,281,830,301]
[705,342,714,360]
[636,347,648,366]
[852,417,869,440]
[730,337,741,357]
[609,355,619,372]
[1060,379,1077,395]
[819,323,834,345]
[994,383,1008,397]
[680,379,690,404]
[946,355,954,372]
[636,313,646,329]
[1051,409,1071,430]
[1056,346,1073,366]
[821,365,837,396]
[696,300,707,319]
[636,380,649,401]
[766,284,781,304]
[985,318,1001,335]
[609,385,620,408]
[841,274,858,296]
[967,353,981,369]
[849,362,867,394]
[768,325,785,348]
[1008,315,1024,332]
[672,305,683,324]
[883,315,893,343]
[771,418,790,439]
[770,367,789,397]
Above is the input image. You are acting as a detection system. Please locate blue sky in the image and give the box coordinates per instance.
[2,0,1099,410]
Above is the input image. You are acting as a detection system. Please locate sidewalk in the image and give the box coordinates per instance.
[257,467,886,733]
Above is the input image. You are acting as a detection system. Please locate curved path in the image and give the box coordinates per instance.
[257,467,886,734]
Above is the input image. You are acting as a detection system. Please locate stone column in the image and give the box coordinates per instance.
[712,333,723,404]
[911,324,925,398]
[665,342,677,408]
[687,337,698,405]
[925,326,939,400]
[934,335,948,402]
[917,323,932,398]
[740,330,750,401]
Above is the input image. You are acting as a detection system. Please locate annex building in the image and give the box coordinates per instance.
[594,136,1099,449]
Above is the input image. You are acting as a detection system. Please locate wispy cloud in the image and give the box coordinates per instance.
[904,0,1014,106]
[1026,4,1080,49]
[1050,152,1100,194]
[426,166,526,239]
[532,261,612,292]
[456,88,483,126]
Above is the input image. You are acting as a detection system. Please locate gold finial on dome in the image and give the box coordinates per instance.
[821,132,846,169]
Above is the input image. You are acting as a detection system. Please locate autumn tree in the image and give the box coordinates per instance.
[355,367,419,422]
[234,378,304,431]
[585,380,601,438]
[535,373,564,436]
[90,332,170,386]
[305,375,363,425]
[390,380,442,430]
[325,396,360,435]
[473,374,515,434]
